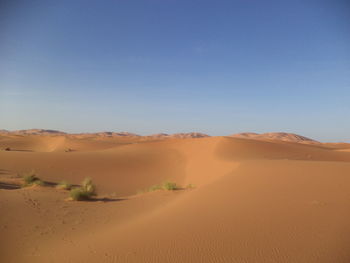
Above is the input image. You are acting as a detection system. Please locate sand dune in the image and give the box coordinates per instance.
[5,129,67,135]
[1,134,350,262]
[230,132,319,144]
[0,129,210,139]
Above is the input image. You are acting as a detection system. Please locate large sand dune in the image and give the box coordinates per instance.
[1,134,350,262]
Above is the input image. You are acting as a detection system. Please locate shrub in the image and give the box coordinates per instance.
[147,181,178,192]
[81,178,96,195]
[32,180,45,186]
[162,181,178,191]
[69,178,96,201]
[70,188,88,201]
[56,180,72,190]
[22,170,45,187]
[23,173,37,185]
[5,147,11,151]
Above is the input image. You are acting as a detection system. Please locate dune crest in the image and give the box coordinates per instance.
[1,129,326,145]
[6,129,66,135]
[149,132,210,139]
[230,132,319,144]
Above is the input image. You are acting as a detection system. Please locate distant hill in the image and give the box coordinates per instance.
[149,132,210,139]
[72,132,140,137]
[0,129,140,137]
[8,129,66,135]
[171,132,209,138]
[149,133,171,138]
[0,129,318,143]
[230,132,319,143]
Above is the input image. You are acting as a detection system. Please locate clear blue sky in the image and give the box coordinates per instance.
[0,0,349,141]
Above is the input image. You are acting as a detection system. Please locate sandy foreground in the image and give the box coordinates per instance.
[1,134,350,262]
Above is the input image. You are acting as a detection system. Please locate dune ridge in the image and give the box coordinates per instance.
[230,132,320,143]
[2,129,327,144]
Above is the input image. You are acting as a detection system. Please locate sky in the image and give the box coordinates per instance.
[0,0,349,142]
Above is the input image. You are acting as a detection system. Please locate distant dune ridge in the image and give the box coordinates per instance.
[1,129,66,135]
[0,129,321,143]
[0,129,210,139]
[149,132,209,139]
[230,132,319,143]
[73,131,140,137]
[0,129,138,137]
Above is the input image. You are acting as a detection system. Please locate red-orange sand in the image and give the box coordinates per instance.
[1,133,350,262]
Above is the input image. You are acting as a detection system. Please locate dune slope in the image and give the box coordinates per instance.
[1,135,350,262]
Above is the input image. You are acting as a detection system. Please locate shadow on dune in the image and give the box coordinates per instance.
[0,182,21,190]
[43,181,80,188]
[88,197,127,203]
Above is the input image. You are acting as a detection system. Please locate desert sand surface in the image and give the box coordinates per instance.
[1,132,350,262]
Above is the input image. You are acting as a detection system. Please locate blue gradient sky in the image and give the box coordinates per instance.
[0,0,349,141]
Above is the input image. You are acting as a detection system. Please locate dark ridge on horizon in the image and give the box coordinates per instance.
[0,129,329,143]
[229,132,319,144]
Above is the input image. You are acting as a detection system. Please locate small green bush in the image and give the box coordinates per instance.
[162,181,178,191]
[69,178,96,201]
[56,180,72,190]
[81,177,96,195]
[22,170,44,187]
[146,181,178,192]
[70,188,87,201]
[23,175,36,186]
[32,180,45,186]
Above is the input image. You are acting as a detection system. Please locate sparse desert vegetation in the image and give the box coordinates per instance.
[22,170,45,187]
[56,180,72,190]
[162,181,178,190]
[69,177,96,201]
[19,170,97,200]
[142,181,180,193]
